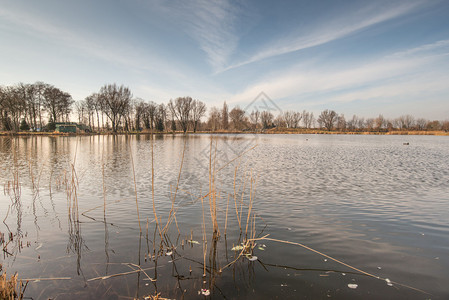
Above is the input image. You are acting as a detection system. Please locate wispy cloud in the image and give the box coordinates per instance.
[0,6,183,79]
[229,40,449,112]
[156,0,242,71]
[221,1,424,72]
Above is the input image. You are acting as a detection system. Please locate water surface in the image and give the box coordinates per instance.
[1,134,448,299]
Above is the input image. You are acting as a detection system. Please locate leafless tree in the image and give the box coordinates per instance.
[249,110,260,130]
[336,114,346,131]
[283,111,298,128]
[398,115,415,129]
[302,110,314,129]
[426,120,441,130]
[98,84,132,132]
[317,109,337,131]
[207,107,221,131]
[415,118,427,130]
[365,118,375,131]
[191,99,206,132]
[375,114,386,130]
[222,101,229,130]
[155,103,166,132]
[260,110,274,129]
[347,115,358,130]
[168,96,193,133]
[85,93,101,131]
[43,85,73,123]
[75,100,87,124]
[274,114,286,128]
[357,117,365,129]
[229,106,247,130]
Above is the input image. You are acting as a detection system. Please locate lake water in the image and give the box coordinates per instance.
[1,134,448,299]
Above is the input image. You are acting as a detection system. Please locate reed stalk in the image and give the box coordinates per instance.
[224,194,230,236]
[128,138,142,233]
[244,171,254,239]
[150,130,160,232]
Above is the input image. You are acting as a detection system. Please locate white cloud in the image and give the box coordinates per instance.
[229,40,449,112]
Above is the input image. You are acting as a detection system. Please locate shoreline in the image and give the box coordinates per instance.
[1,129,449,137]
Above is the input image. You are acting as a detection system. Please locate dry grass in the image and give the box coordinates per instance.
[0,266,26,300]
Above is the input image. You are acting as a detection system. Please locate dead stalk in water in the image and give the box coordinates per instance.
[244,171,254,239]
[224,194,230,236]
[151,130,160,232]
[128,138,142,233]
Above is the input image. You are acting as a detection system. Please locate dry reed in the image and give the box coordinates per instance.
[0,267,26,300]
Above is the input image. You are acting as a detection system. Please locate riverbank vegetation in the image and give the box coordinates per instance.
[1,82,448,135]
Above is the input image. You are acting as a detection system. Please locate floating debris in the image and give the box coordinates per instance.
[200,288,210,296]
[385,278,393,286]
[348,283,358,289]
[245,254,258,261]
[377,266,382,270]
[187,240,200,245]
[165,251,173,256]
[35,243,43,250]
[231,245,243,251]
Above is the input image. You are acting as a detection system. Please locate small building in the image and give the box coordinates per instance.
[55,123,77,133]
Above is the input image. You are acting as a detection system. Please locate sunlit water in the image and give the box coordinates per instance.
[1,134,448,299]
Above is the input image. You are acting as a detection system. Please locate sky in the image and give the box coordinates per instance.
[1,0,449,120]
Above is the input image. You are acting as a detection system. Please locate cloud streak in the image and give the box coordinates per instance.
[221,1,424,72]
[229,39,449,114]
[156,0,242,71]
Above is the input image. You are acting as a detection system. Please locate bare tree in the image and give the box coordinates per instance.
[260,111,274,129]
[191,99,206,132]
[274,114,286,128]
[398,115,415,129]
[98,84,132,132]
[249,110,260,130]
[75,100,86,124]
[33,82,48,130]
[336,114,346,131]
[317,109,337,131]
[85,93,101,131]
[416,118,427,130]
[365,118,375,131]
[155,103,166,132]
[347,115,358,131]
[222,101,229,130]
[229,106,247,130]
[168,96,193,133]
[375,114,385,131]
[43,85,74,124]
[426,120,441,131]
[207,107,221,131]
[283,111,295,128]
[302,110,314,129]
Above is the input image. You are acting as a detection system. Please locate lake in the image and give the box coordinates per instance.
[1,134,448,299]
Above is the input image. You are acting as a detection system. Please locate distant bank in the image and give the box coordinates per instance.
[1,129,449,136]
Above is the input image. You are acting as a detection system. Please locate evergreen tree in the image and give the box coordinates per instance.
[20,119,30,131]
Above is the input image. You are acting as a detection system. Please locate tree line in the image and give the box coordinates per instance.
[1,82,448,133]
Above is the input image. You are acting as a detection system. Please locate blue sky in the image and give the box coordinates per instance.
[1,0,449,119]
